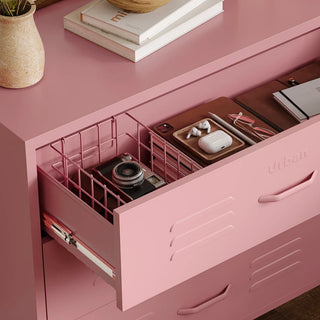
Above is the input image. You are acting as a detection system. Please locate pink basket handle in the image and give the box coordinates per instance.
[258,170,317,203]
[177,284,231,315]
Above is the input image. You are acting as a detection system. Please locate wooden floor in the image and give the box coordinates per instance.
[256,286,320,320]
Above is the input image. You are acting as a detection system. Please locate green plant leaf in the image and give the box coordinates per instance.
[0,0,29,16]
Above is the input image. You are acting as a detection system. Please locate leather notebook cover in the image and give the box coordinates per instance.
[152,97,274,167]
[277,60,320,86]
[234,80,299,131]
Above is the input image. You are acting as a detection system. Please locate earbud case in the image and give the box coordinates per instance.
[198,130,233,154]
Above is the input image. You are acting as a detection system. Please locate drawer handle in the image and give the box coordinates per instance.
[177,284,231,316]
[258,170,317,203]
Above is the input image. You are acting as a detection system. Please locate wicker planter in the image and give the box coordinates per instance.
[0,2,45,88]
[107,0,172,13]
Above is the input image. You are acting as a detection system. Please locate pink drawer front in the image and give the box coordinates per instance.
[113,116,320,310]
[244,213,320,319]
[44,235,248,320]
[77,264,247,320]
[38,113,320,311]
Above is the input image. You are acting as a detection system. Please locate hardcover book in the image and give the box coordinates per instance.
[273,77,320,121]
[64,0,223,62]
[81,0,209,45]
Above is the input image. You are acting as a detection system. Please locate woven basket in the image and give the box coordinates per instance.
[107,0,172,13]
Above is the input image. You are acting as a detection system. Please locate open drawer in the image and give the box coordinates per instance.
[37,95,320,311]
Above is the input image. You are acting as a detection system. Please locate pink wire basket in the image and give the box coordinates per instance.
[37,112,202,224]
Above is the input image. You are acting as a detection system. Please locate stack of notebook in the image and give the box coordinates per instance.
[63,0,223,62]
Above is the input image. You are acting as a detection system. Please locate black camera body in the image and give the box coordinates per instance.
[92,153,165,201]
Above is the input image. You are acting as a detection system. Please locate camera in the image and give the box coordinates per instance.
[92,153,165,201]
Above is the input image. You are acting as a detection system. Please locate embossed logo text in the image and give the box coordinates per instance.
[268,151,307,174]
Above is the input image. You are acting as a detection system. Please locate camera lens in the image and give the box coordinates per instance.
[112,161,144,188]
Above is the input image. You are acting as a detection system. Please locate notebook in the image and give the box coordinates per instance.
[234,81,298,131]
[273,77,320,121]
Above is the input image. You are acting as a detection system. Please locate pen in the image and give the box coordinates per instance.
[208,112,256,145]
[288,77,300,86]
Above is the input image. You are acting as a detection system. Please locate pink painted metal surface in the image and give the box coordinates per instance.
[38,168,117,268]
[0,126,46,320]
[43,233,248,320]
[176,284,232,315]
[0,0,320,145]
[36,51,320,312]
[38,108,320,311]
[37,111,203,309]
[44,215,320,320]
[43,239,115,320]
[42,213,116,279]
[244,214,320,319]
[115,115,320,310]
[128,29,320,131]
[0,0,320,319]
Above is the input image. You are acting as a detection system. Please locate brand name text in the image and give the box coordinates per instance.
[268,151,307,174]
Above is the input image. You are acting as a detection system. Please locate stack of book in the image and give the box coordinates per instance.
[63,0,224,62]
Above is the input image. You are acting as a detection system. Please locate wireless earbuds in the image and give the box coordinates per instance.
[198,120,211,133]
[186,120,212,139]
[186,127,201,139]
[184,118,233,154]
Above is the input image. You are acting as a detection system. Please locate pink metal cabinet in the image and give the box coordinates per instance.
[37,27,320,312]
[38,112,320,311]
[1,0,320,319]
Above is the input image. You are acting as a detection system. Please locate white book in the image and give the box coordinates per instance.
[81,0,209,45]
[64,0,223,62]
[273,78,320,121]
